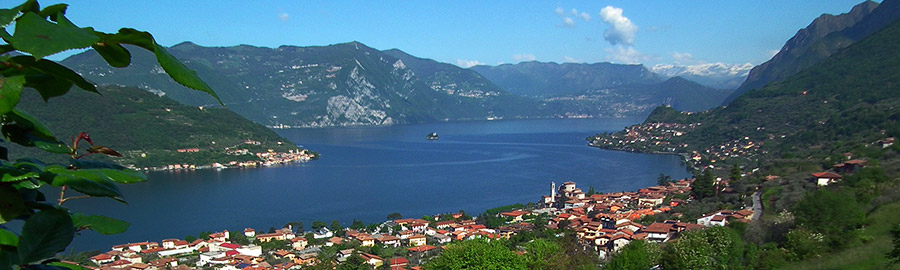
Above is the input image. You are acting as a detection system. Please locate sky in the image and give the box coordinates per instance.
[37,0,876,68]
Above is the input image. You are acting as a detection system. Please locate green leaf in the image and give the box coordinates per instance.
[39,4,67,21]
[91,42,131,68]
[17,208,74,264]
[0,7,20,28]
[1,109,70,154]
[107,28,221,104]
[153,44,220,103]
[0,250,19,270]
[16,0,40,14]
[45,167,124,202]
[1,170,38,182]
[96,169,145,184]
[71,213,129,235]
[0,75,25,115]
[9,12,99,59]
[0,185,27,223]
[11,56,97,94]
[0,228,17,247]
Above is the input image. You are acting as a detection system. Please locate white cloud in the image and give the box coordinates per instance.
[456,59,484,68]
[571,8,578,16]
[563,56,583,63]
[555,7,564,15]
[579,12,591,22]
[561,17,576,28]
[598,6,637,46]
[512,54,537,62]
[604,46,650,64]
[672,52,694,63]
[278,13,290,22]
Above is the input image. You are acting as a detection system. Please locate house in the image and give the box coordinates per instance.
[377,235,401,248]
[811,172,842,186]
[359,253,384,268]
[358,235,375,247]
[697,214,728,227]
[273,250,296,260]
[326,237,344,246]
[500,210,530,222]
[389,257,409,270]
[149,257,178,269]
[236,245,262,257]
[90,253,114,265]
[409,234,427,246]
[642,222,673,243]
[291,237,308,250]
[337,249,355,262]
[313,227,333,239]
[882,137,895,148]
[256,232,286,242]
[431,233,452,244]
[295,253,317,265]
[244,228,256,238]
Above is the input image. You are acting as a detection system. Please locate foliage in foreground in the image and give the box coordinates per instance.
[0,1,216,270]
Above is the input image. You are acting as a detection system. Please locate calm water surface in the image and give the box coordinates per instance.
[67,118,690,251]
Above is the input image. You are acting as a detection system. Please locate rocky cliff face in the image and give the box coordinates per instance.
[63,42,542,127]
[725,0,900,105]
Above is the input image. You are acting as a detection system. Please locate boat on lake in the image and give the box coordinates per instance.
[427,132,439,140]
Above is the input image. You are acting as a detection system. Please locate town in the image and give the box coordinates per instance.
[139,140,317,172]
[60,178,765,270]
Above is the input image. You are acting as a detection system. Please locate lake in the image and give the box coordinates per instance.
[66,118,691,251]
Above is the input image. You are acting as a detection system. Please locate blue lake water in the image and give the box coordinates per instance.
[66,118,691,251]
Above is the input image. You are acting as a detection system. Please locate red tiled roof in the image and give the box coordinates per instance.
[407,245,437,252]
[811,172,842,178]
[220,243,241,249]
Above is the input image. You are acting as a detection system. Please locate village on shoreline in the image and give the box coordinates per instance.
[63,178,758,270]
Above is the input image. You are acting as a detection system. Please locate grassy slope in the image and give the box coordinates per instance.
[14,85,300,167]
[779,202,900,270]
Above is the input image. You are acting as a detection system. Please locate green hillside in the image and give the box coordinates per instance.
[592,17,900,269]
[12,85,310,169]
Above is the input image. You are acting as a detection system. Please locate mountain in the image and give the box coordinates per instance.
[724,0,900,105]
[610,14,900,162]
[13,85,308,168]
[470,61,731,115]
[650,62,754,89]
[62,42,542,127]
[470,61,662,98]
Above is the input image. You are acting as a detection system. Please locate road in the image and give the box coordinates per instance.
[751,191,763,221]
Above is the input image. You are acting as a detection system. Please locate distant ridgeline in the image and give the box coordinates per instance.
[723,0,900,105]
[13,85,313,169]
[591,16,900,167]
[62,41,732,127]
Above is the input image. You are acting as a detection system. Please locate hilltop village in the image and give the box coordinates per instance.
[61,179,760,270]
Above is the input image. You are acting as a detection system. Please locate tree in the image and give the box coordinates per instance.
[587,185,596,196]
[311,220,327,230]
[350,219,366,230]
[185,235,197,242]
[792,188,865,246]
[424,239,525,270]
[297,220,305,233]
[330,220,343,236]
[605,240,660,270]
[729,165,742,182]
[887,224,900,265]
[691,170,715,199]
[522,239,561,269]
[657,173,672,186]
[661,226,745,269]
[230,229,251,245]
[0,1,217,269]
[386,212,403,220]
